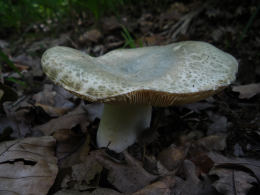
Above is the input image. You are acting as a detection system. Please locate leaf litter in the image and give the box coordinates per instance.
[0,1,260,195]
[0,136,58,195]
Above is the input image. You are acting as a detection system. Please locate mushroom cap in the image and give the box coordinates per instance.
[41,41,238,106]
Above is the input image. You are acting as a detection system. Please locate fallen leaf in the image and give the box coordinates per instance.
[95,150,157,193]
[1,99,35,138]
[11,54,42,77]
[53,85,75,109]
[33,85,75,113]
[210,168,257,195]
[79,29,103,43]
[139,35,165,46]
[54,188,121,195]
[0,89,3,100]
[233,143,244,157]
[208,152,260,183]
[196,134,227,151]
[54,190,90,195]
[34,105,89,135]
[158,144,187,171]
[61,151,103,190]
[0,136,58,195]
[207,111,228,134]
[189,149,215,174]
[33,84,56,106]
[232,83,260,99]
[183,102,214,113]
[132,176,176,195]
[102,16,121,32]
[172,160,217,195]
[56,130,89,168]
[35,103,69,117]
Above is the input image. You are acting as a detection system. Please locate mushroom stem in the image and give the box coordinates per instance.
[97,104,152,152]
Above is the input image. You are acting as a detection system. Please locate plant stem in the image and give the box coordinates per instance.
[97,103,152,152]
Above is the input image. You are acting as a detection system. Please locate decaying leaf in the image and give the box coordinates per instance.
[183,101,214,113]
[132,176,176,195]
[54,188,121,195]
[232,83,260,99]
[208,152,260,183]
[172,160,217,195]
[196,134,227,151]
[210,168,257,195]
[207,111,228,134]
[32,84,75,116]
[0,89,3,100]
[0,136,58,195]
[34,105,89,135]
[79,29,103,43]
[33,84,56,106]
[61,151,103,190]
[35,103,69,117]
[158,144,187,171]
[95,150,157,193]
[56,130,90,168]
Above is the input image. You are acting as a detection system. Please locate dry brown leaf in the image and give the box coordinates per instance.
[232,83,260,99]
[196,134,227,151]
[172,160,217,195]
[35,103,69,117]
[33,84,56,106]
[0,136,58,195]
[0,89,4,100]
[56,131,90,168]
[61,151,103,190]
[210,168,257,195]
[33,85,75,112]
[183,102,214,113]
[158,144,187,171]
[208,152,260,183]
[132,176,176,195]
[102,16,121,32]
[54,188,121,195]
[95,150,157,193]
[79,29,102,43]
[34,105,89,135]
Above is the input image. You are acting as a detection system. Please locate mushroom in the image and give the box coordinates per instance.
[41,41,238,152]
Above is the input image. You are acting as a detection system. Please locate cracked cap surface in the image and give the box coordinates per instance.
[41,41,238,106]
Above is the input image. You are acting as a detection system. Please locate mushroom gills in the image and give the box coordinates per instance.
[97,104,152,152]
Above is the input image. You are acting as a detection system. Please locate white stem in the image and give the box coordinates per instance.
[97,104,152,152]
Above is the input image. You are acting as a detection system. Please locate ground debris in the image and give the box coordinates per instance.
[0,136,58,195]
[95,150,157,193]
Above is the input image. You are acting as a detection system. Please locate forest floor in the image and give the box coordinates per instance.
[0,1,259,195]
